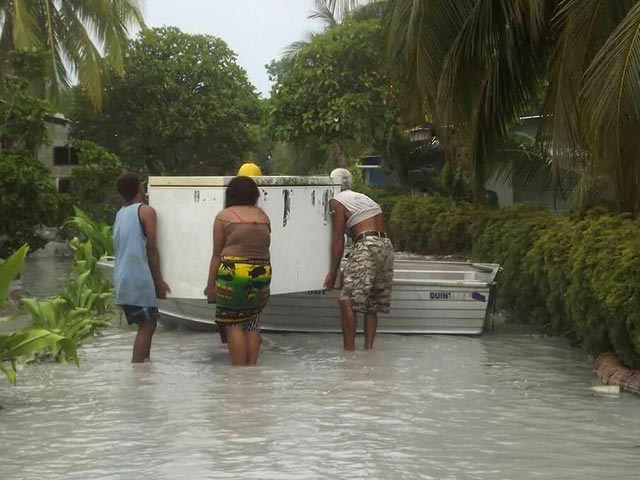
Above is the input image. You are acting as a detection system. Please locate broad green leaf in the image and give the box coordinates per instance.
[0,244,29,309]
[0,362,17,385]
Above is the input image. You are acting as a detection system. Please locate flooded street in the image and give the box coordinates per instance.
[2,246,639,479]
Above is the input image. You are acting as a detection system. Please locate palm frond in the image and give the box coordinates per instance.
[540,0,636,193]
[385,0,474,115]
[0,1,145,109]
[580,0,640,212]
[326,0,369,22]
[64,0,145,74]
[436,0,552,202]
[10,0,39,49]
[57,1,105,108]
[347,1,386,22]
[282,36,316,60]
[310,0,338,28]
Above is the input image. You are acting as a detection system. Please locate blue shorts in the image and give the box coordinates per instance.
[121,305,159,326]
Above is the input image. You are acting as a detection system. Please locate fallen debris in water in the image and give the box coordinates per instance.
[590,385,621,395]
[593,353,640,396]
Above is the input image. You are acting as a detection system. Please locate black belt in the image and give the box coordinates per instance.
[355,231,389,243]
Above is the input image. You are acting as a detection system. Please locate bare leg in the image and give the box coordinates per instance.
[364,313,378,350]
[132,319,157,363]
[246,331,261,365]
[218,324,228,344]
[340,299,357,351]
[226,325,248,366]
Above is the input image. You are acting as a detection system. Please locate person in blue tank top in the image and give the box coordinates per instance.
[113,171,171,363]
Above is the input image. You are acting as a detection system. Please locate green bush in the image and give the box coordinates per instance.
[1,245,78,384]
[472,204,556,323]
[389,195,488,255]
[20,297,110,362]
[69,141,123,224]
[565,215,640,367]
[0,150,61,256]
[385,194,640,367]
[523,216,578,337]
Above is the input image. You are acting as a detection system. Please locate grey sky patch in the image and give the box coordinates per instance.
[144,0,320,97]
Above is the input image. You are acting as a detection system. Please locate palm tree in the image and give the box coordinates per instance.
[385,0,552,204]
[541,0,640,214]
[284,0,379,58]
[0,0,145,108]
[386,0,640,213]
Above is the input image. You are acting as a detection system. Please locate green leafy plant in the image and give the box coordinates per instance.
[0,329,77,384]
[0,244,79,384]
[71,26,260,175]
[20,297,110,362]
[269,19,398,169]
[69,141,123,224]
[0,244,28,310]
[62,240,113,315]
[66,207,114,259]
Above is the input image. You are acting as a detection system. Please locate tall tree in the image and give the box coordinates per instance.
[541,0,640,214]
[386,0,552,204]
[385,0,640,213]
[269,20,397,170]
[72,27,260,175]
[0,0,145,108]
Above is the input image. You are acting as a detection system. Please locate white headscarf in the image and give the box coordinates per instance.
[330,168,353,191]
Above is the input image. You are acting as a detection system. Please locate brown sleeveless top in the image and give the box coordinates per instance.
[220,208,271,260]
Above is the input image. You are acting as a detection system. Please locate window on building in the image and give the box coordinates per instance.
[53,146,78,166]
[57,177,72,194]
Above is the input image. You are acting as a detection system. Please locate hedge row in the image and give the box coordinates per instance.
[366,190,640,368]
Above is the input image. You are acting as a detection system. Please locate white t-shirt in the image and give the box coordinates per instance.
[333,190,382,229]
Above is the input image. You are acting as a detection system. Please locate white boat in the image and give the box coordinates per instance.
[97,256,500,335]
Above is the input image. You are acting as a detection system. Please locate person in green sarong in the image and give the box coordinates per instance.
[204,176,271,366]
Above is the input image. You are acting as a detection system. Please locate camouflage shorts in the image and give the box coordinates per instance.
[341,236,394,313]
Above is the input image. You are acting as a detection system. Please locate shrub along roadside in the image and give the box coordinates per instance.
[1,245,79,384]
[381,193,640,368]
[1,208,113,384]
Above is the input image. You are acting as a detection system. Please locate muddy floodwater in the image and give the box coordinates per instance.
[1,246,639,479]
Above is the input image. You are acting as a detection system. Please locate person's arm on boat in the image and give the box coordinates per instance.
[139,204,171,299]
[204,215,225,303]
[324,199,346,291]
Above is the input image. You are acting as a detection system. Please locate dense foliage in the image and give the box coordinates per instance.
[390,195,487,255]
[0,245,78,384]
[1,209,114,384]
[0,150,60,256]
[72,27,260,175]
[0,0,145,108]
[69,141,123,223]
[381,191,640,368]
[0,50,62,257]
[269,20,397,170]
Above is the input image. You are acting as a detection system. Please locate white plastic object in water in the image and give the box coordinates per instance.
[590,385,621,395]
[148,176,339,298]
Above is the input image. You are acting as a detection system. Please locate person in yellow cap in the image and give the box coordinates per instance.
[237,163,262,177]
[213,161,264,349]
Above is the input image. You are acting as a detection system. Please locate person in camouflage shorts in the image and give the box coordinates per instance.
[341,236,394,314]
[324,168,394,351]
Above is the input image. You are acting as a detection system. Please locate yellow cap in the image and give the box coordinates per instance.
[237,163,262,177]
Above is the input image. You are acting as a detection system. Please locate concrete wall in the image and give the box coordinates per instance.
[37,120,73,192]
[487,116,570,211]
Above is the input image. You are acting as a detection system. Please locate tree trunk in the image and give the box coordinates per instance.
[331,141,348,168]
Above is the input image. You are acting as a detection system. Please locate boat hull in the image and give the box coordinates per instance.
[98,258,499,335]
